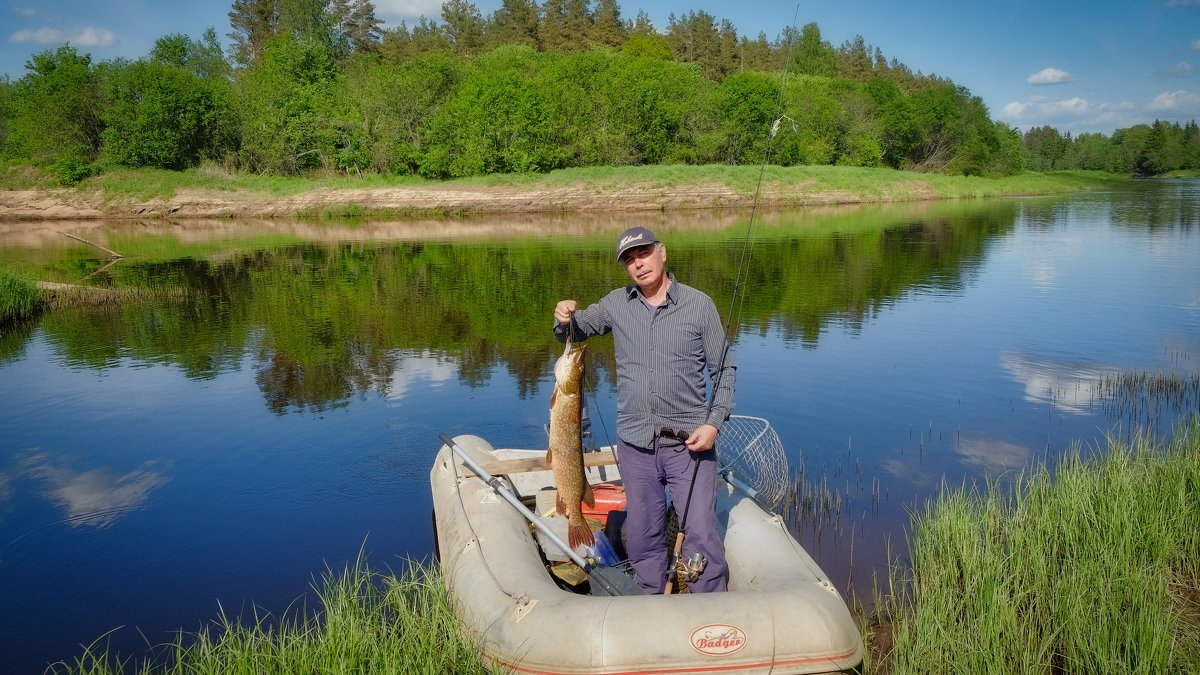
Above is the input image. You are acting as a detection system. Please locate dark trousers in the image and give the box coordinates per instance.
[615,436,728,593]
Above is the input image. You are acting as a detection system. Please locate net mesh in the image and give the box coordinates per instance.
[716,415,789,511]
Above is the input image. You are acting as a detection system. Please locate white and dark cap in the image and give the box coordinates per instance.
[615,226,660,261]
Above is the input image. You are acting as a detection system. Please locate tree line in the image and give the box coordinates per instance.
[1023,121,1200,176]
[0,0,1193,185]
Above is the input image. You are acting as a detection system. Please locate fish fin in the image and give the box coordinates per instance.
[550,386,558,408]
[556,493,566,516]
[546,448,553,465]
[568,519,595,550]
[582,481,595,508]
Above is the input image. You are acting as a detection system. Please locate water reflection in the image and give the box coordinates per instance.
[955,436,1034,475]
[4,201,1024,413]
[16,451,170,528]
[384,350,461,401]
[1002,353,1109,415]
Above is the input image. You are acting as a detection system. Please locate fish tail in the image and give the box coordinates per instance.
[568,517,595,550]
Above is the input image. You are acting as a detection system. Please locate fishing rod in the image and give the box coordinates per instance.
[665,2,804,595]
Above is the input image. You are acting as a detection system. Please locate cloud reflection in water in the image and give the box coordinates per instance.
[18,452,170,528]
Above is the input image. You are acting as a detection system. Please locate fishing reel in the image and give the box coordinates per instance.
[678,551,707,583]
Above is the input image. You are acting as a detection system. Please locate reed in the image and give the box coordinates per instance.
[47,560,498,675]
[874,418,1200,674]
[0,267,42,323]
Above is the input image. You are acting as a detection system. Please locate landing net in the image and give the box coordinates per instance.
[716,415,789,511]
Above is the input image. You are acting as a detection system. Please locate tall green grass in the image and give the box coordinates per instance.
[876,419,1200,674]
[49,560,498,675]
[0,267,42,323]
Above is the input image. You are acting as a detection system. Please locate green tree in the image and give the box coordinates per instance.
[380,18,451,63]
[1023,125,1069,171]
[4,45,104,183]
[714,71,778,164]
[486,0,539,49]
[102,60,236,169]
[539,0,569,52]
[738,33,774,72]
[331,0,383,55]
[666,10,729,81]
[866,77,919,168]
[791,23,837,78]
[1061,131,1113,171]
[442,0,485,55]
[422,45,555,177]
[837,35,873,81]
[150,28,231,80]
[590,0,624,48]
[235,35,339,173]
[562,0,594,51]
[228,0,278,67]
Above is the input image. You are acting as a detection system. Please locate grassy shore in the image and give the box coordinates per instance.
[49,560,496,675]
[869,418,1200,674]
[0,162,1131,221]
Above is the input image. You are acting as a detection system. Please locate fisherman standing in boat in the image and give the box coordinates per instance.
[553,226,735,594]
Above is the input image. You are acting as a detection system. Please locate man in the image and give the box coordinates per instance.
[553,226,735,593]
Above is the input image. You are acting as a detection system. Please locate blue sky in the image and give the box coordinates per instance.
[3,0,1198,135]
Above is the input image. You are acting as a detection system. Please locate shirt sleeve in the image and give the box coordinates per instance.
[702,300,736,430]
[552,295,614,343]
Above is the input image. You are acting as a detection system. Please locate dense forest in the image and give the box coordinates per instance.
[0,0,1195,185]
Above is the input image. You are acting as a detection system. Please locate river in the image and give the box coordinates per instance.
[1,179,1197,672]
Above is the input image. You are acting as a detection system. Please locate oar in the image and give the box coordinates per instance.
[439,433,644,597]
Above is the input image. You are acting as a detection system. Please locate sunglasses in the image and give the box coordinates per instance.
[659,427,690,441]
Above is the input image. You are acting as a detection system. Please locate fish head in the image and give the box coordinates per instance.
[554,342,587,394]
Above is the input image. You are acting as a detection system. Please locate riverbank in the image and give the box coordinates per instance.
[0,164,1127,221]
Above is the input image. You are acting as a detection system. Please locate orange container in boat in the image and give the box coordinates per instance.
[582,483,626,524]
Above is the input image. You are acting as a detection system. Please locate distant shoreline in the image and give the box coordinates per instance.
[0,165,1131,222]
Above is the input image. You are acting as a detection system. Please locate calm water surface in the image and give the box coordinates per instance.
[1,180,1198,672]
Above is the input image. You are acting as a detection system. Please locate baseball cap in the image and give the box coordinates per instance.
[615,226,660,261]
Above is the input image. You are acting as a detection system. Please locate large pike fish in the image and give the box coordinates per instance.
[548,338,595,550]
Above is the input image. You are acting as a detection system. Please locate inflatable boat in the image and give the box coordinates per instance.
[430,432,864,675]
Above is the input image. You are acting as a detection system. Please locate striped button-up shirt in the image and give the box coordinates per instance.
[554,273,735,448]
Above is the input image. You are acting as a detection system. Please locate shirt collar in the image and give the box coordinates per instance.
[625,272,677,303]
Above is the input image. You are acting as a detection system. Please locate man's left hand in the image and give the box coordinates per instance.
[684,424,719,452]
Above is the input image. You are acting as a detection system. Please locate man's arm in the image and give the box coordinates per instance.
[702,303,735,431]
[552,298,612,343]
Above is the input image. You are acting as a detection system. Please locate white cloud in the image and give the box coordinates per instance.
[9,25,117,47]
[1166,0,1200,5]
[1160,61,1194,78]
[1027,67,1075,85]
[13,5,37,17]
[372,0,445,22]
[1148,89,1200,112]
[1003,95,1091,119]
[1192,39,1200,49]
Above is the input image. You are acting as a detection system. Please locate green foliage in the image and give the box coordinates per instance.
[12,3,1198,179]
[715,71,779,164]
[102,60,236,169]
[1026,119,1200,176]
[791,23,838,78]
[235,35,339,173]
[4,45,104,182]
